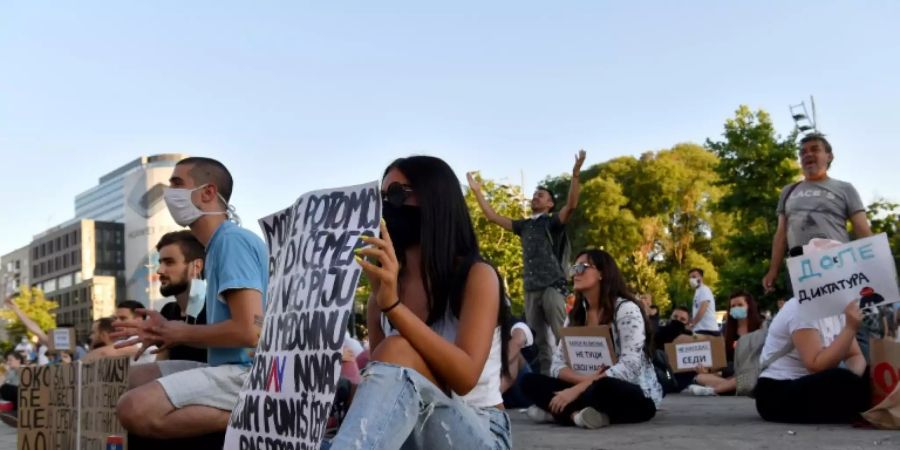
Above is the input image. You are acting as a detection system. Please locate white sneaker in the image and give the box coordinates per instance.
[573,407,610,429]
[686,384,716,396]
[526,405,554,423]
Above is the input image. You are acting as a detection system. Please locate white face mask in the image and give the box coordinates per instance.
[163,185,227,226]
[689,278,700,289]
[186,278,206,319]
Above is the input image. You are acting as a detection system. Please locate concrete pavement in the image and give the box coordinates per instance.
[1,394,895,449]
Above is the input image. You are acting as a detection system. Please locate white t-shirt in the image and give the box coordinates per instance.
[692,284,718,333]
[759,298,845,380]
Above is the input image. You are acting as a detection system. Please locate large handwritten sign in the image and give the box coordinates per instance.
[80,358,130,450]
[559,326,617,375]
[789,234,899,320]
[225,181,381,450]
[17,364,78,450]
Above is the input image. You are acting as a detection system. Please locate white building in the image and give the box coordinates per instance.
[74,154,188,310]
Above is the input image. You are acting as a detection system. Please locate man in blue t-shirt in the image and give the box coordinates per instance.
[115,157,268,439]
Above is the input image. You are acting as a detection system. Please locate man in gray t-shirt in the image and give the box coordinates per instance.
[468,150,586,375]
[763,133,872,293]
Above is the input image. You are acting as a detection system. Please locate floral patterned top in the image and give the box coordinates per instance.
[550,298,664,408]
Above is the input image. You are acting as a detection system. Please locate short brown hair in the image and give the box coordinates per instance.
[156,230,205,263]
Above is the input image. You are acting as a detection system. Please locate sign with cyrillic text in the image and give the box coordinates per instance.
[789,233,899,320]
[17,364,78,450]
[49,327,76,353]
[560,326,617,375]
[225,181,381,450]
[16,357,130,450]
[665,334,727,373]
[80,358,130,450]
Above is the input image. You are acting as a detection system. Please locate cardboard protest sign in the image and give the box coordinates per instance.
[17,364,78,450]
[665,334,727,373]
[225,181,381,450]
[559,326,617,375]
[79,357,129,450]
[788,233,899,320]
[48,328,76,353]
[870,338,900,407]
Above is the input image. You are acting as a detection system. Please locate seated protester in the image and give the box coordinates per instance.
[114,157,267,440]
[501,321,535,408]
[329,156,512,449]
[82,318,147,363]
[116,300,157,364]
[688,291,763,396]
[0,351,25,426]
[653,307,692,352]
[522,249,662,429]
[755,298,869,424]
[155,230,208,365]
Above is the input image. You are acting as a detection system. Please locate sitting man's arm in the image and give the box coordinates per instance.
[155,288,262,350]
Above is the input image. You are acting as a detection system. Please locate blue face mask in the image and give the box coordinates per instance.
[730,306,748,320]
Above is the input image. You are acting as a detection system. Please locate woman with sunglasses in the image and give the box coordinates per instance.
[329,156,512,450]
[521,249,662,428]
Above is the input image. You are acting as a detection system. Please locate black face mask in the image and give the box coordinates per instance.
[382,203,421,256]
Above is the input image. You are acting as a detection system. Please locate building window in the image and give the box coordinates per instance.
[74,231,80,245]
[33,265,38,276]
[40,244,46,257]
[64,234,69,247]
[33,247,39,259]
[48,241,54,253]
[56,237,62,251]
[14,261,20,270]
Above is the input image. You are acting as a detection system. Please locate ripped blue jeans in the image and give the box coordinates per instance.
[329,361,511,450]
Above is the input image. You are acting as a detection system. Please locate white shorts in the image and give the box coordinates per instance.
[156,360,249,410]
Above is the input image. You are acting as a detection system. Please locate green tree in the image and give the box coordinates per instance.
[867,199,900,268]
[542,143,724,309]
[465,173,528,316]
[0,287,58,340]
[620,251,672,314]
[706,105,800,310]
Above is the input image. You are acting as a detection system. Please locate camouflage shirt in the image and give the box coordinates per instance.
[512,214,566,292]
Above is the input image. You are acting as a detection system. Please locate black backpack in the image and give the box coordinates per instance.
[544,220,572,276]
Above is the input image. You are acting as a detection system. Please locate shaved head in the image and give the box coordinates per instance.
[177,157,233,202]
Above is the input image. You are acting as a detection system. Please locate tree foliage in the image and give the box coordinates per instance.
[465,173,529,316]
[868,200,900,269]
[706,106,800,310]
[0,287,58,340]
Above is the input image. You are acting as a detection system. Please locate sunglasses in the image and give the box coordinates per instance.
[382,182,415,208]
[568,262,594,276]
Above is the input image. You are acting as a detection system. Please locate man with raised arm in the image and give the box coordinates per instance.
[467,150,586,375]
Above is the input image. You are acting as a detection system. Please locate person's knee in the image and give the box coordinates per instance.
[128,364,162,390]
[117,391,148,434]
[370,336,436,383]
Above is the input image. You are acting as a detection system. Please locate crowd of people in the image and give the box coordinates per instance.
[1,133,898,448]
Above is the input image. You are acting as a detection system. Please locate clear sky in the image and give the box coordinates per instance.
[1,1,898,255]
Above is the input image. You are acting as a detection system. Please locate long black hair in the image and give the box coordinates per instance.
[569,249,654,359]
[384,156,511,375]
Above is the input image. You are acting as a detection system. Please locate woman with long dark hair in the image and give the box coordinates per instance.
[330,156,512,449]
[687,291,763,396]
[521,249,662,428]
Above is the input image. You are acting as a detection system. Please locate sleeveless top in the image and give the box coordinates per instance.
[380,257,503,408]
